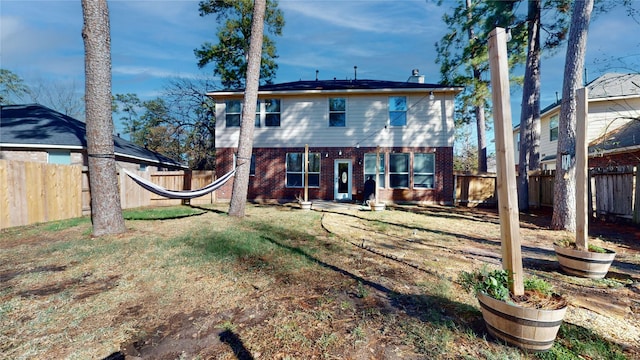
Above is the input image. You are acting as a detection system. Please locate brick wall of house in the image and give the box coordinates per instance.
[589,150,640,168]
[215,146,454,205]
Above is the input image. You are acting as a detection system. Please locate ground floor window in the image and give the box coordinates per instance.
[363,153,385,188]
[389,153,409,188]
[286,152,320,187]
[413,153,435,188]
[234,153,256,175]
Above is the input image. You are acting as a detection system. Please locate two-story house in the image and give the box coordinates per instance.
[514,73,640,170]
[209,71,463,204]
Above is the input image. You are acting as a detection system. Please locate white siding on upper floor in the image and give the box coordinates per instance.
[215,92,456,149]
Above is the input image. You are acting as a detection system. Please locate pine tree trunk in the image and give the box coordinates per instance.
[517,0,542,211]
[552,0,594,231]
[228,0,266,217]
[82,0,126,236]
[466,0,488,172]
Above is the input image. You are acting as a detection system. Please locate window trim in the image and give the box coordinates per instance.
[388,96,407,127]
[388,153,410,189]
[263,98,281,127]
[233,153,256,176]
[549,114,559,141]
[328,97,346,127]
[225,100,241,127]
[363,153,385,188]
[413,153,435,189]
[286,152,320,188]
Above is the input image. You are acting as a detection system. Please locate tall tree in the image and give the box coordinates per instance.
[82,0,126,236]
[436,0,526,172]
[162,77,217,169]
[517,0,542,211]
[195,0,284,89]
[27,77,85,120]
[552,0,595,231]
[228,0,266,217]
[112,93,142,138]
[0,69,29,104]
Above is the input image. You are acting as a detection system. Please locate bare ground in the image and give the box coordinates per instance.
[1,203,638,359]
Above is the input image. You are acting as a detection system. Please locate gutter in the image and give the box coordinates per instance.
[208,87,464,97]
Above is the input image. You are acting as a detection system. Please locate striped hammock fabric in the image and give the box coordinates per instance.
[122,168,236,200]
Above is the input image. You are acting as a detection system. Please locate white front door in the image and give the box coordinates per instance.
[334,160,352,201]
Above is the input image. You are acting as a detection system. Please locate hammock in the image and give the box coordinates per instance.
[122,168,237,200]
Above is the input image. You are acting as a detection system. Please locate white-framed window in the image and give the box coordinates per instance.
[389,96,407,126]
[364,153,385,188]
[413,153,435,189]
[549,115,559,141]
[225,100,241,127]
[286,152,320,188]
[226,100,261,127]
[264,99,281,127]
[233,153,256,176]
[329,98,346,127]
[48,150,71,165]
[389,153,409,188]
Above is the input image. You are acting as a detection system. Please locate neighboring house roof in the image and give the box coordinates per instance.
[538,73,640,116]
[210,78,463,96]
[0,104,186,168]
[589,118,640,155]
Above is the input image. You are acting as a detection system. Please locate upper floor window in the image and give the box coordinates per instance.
[389,153,409,188]
[226,100,261,127]
[364,153,385,188]
[264,99,281,127]
[225,100,241,127]
[286,152,320,188]
[413,153,435,189]
[329,98,346,127]
[549,115,559,141]
[389,96,407,126]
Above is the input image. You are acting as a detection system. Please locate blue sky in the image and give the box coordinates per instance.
[2,0,639,138]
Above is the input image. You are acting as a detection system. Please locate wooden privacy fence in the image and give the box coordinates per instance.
[455,167,640,223]
[1,160,82,229]
[1,160,216,229]
[454,172,497,207]
[82,169,217,215]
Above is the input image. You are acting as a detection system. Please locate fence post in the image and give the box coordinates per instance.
[182,169,192,206]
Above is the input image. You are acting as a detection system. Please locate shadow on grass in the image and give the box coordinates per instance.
[122,205,208,220]
[169,207,631,358]
[220,330,254,360]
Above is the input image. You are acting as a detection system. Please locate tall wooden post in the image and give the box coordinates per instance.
[576,88,589,248]
[304,144,309,202]
[375,146,381,203]
[488,27,524,296]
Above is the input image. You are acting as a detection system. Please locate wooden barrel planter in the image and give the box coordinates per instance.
[553,245,616,279]
[477,292,567,352]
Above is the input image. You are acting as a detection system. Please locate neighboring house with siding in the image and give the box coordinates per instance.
[513,73,640,170]
[1,103,186,171]
[209,71,463,204]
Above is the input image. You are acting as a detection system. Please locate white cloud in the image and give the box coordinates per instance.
[280,0,435,35]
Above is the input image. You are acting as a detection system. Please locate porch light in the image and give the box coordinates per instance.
[429,91,435,100]
[339,150,342,156]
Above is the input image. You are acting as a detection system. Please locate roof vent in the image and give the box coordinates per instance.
[408,69,424,84]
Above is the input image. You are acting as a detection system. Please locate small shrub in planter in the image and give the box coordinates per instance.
[458,266,567,351]
[554,237,616,279]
